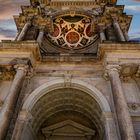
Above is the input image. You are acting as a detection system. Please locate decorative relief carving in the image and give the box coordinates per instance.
[47,14,99,49]
[128,103,140,112]
[121,64,138,77]
[10,58,32,74]
[0,66,15,80]
[0,58,32,80]
[103,64,139,81]
[63,71,72,87]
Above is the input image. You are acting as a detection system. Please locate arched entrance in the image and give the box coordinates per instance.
[31,88,104,140]
[13,79,114,140]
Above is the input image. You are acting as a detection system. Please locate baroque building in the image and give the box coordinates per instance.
[0,0,140,140]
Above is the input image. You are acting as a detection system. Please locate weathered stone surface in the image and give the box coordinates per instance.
[0,66,27,140]
[0,0,140,140]
[108,67,136,140]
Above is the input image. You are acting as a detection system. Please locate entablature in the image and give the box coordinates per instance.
[0,41,40,66]
[100,42,140,79]
[30,0,117,7]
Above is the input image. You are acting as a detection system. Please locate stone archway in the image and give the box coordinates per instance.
[12,79,117,140]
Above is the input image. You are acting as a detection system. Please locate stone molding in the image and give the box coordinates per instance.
[22,78,111,113]
[19,79,114,140]
[102,112,113,120]
[42,120,95,138]
[63,72,72,87]
[104,64,140,80]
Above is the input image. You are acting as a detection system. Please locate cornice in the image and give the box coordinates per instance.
[0,41,41,66]
[30,0,117,7]
[98,42,140,59]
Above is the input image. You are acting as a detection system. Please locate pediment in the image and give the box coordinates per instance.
[42,120,95,137]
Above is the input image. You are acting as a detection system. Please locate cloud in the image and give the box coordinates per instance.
[125,5,140,14]
[129,27,140,39]
[131,0,140,1]
[0,0,29,20]
[0,0,29,40]
[0,27,16,41]
[0,28,16,38]
[0,19,17,41]
[129,32,140,39]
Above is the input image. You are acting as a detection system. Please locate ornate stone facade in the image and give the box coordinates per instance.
[0,0,140,140]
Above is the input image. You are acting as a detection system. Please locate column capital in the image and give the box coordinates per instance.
[14,64,29,73]
[106,65,121,73]
[39,25,46,31]
[104,65,121,80]
[11,58,31,73]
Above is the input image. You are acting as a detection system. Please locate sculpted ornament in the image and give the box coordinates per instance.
[128,103,140,112]
[47,14,99,49]
[103,65,121,80]
[63,72,72,87]
[87,7,103,16]
[0,66,15,80]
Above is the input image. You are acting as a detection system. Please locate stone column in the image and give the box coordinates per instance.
[0,65,28,140]
[113,19,126,41]
[14,29,21,41]
[11,111,32,140]
[16,20,31,41]
[107,66,136,140]
[124,31,129,41]
[37,27,44,46]
[103,112,119,140]
[100,30,106,42]
[99,26,106,42]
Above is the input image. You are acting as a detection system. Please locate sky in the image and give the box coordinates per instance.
[0,0,140,41]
